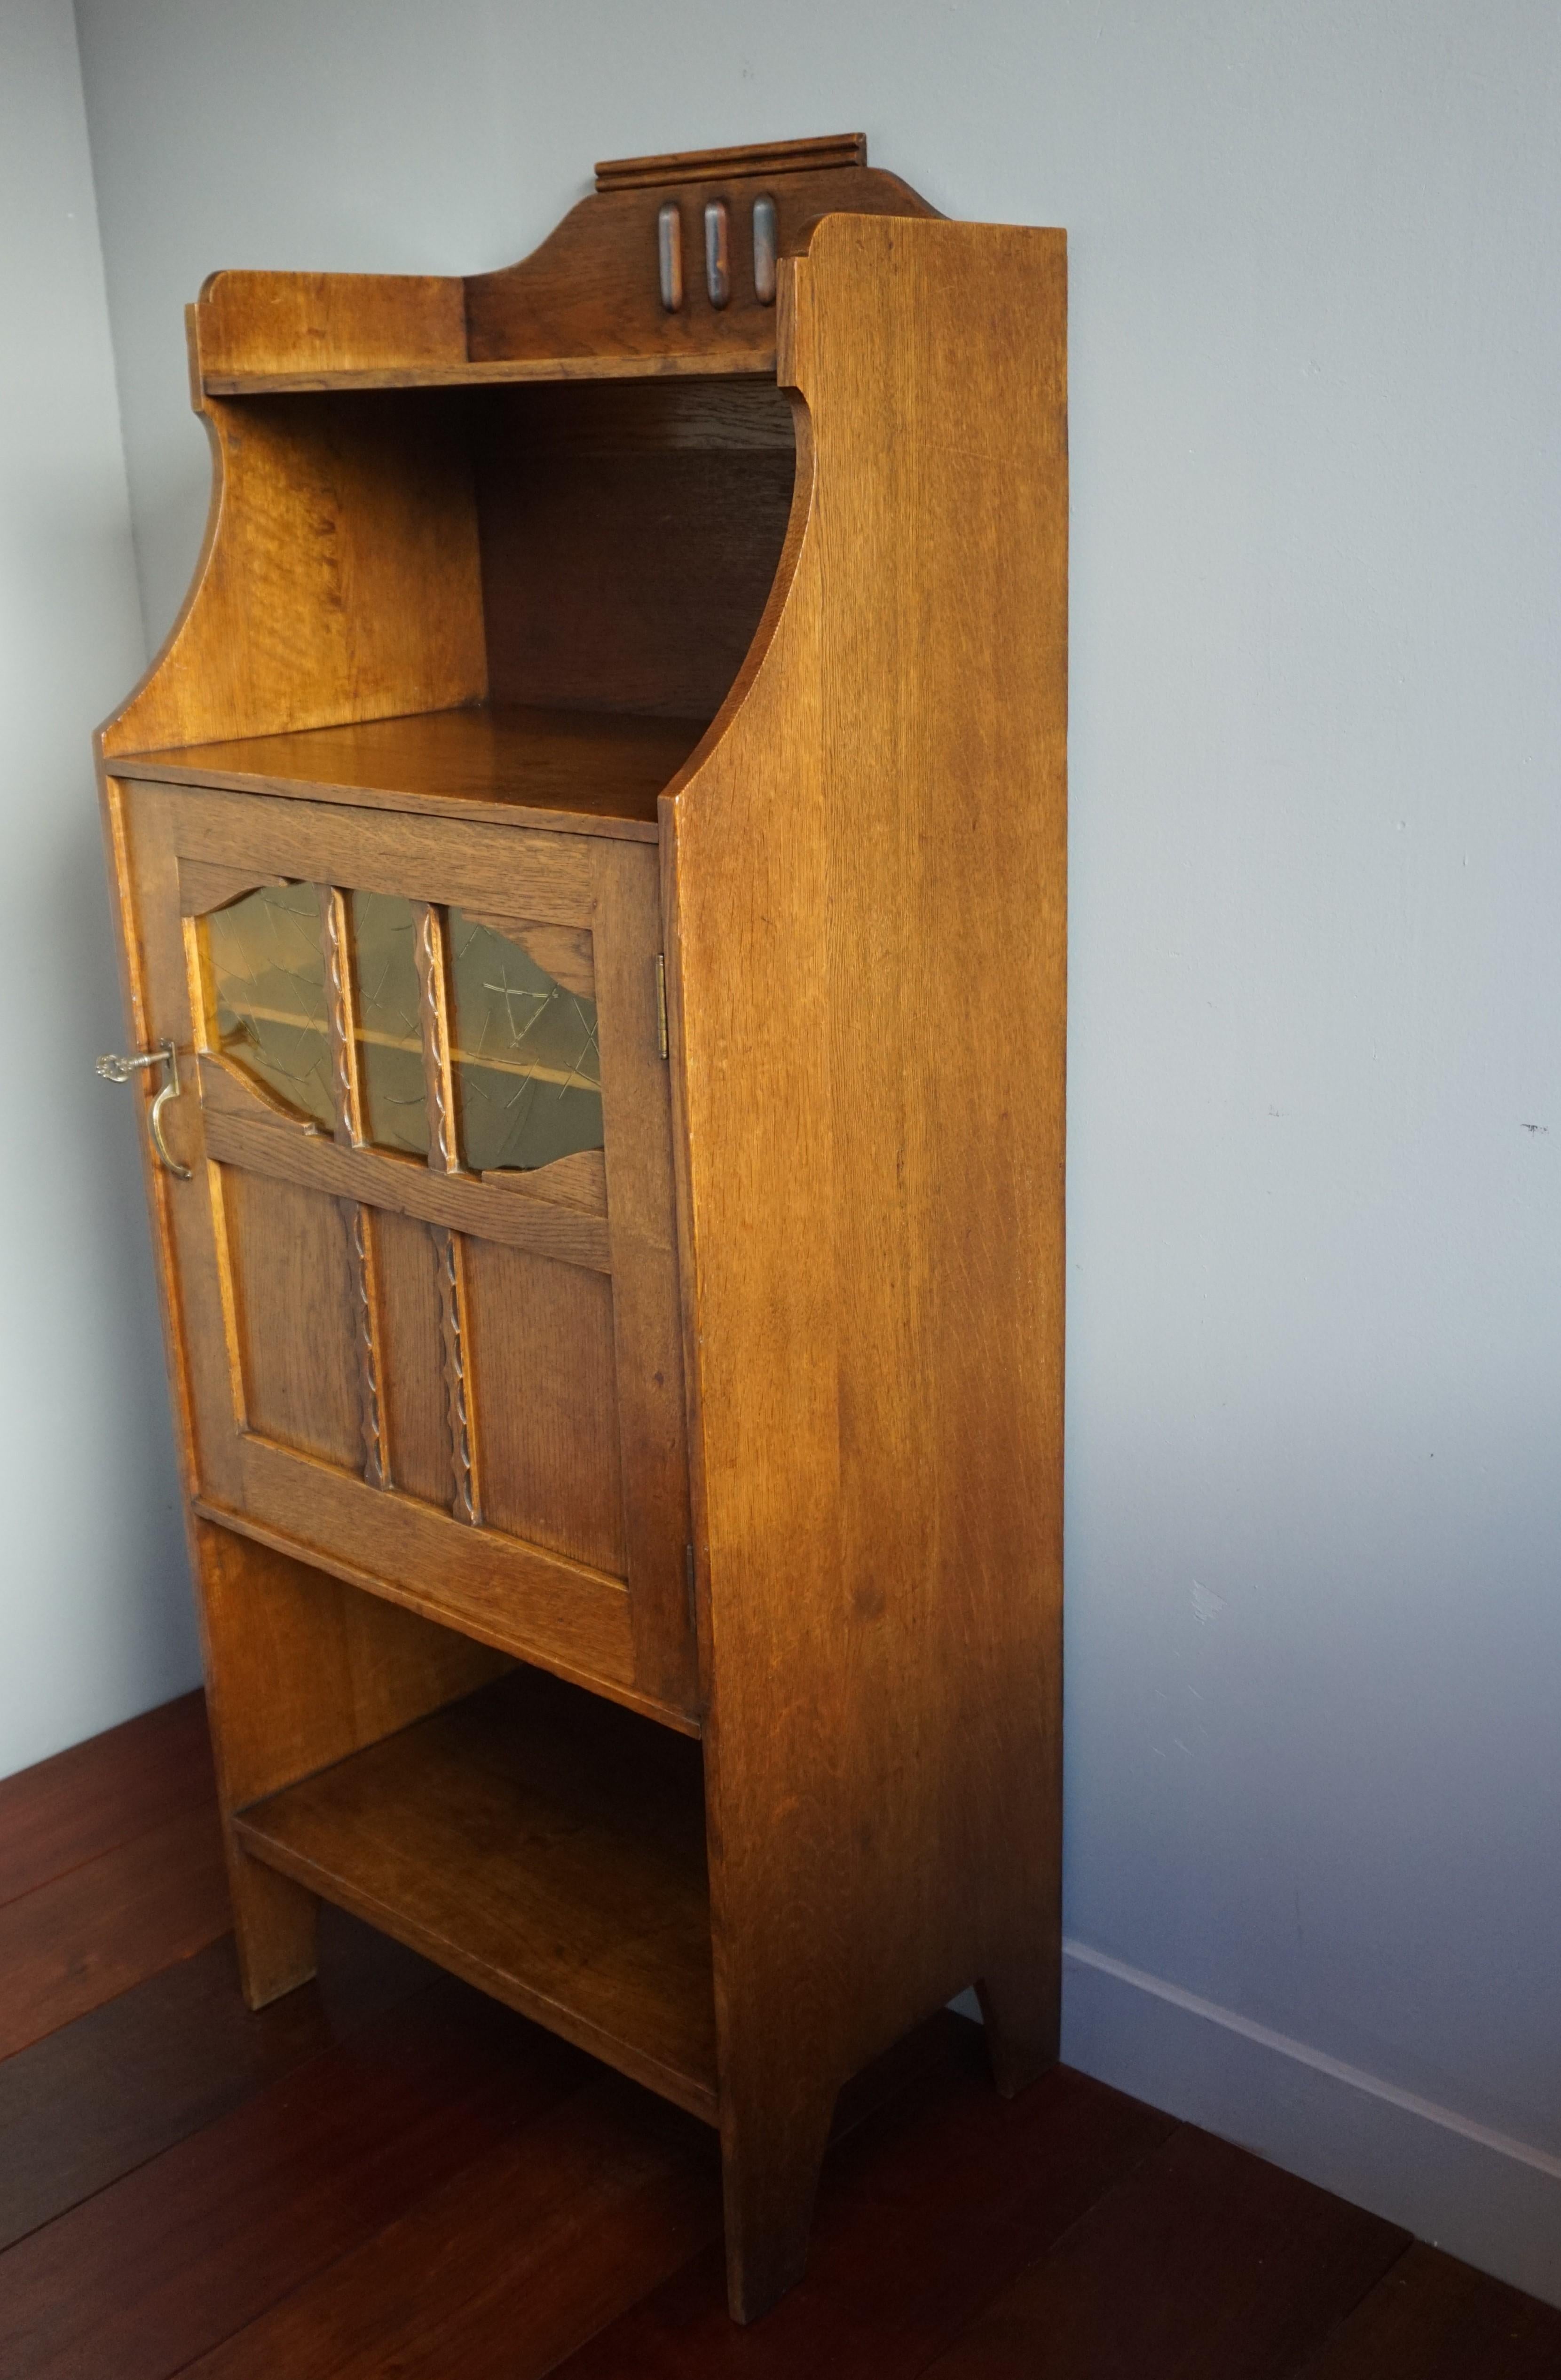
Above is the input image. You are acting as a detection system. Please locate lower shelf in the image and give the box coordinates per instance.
[233,1666,718,2121]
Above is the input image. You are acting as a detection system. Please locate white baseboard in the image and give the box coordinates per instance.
[1033,1937,1561,2311]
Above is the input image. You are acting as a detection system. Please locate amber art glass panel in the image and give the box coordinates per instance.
[205,882,335,1130]
[350,889,430,1156]
[448,911,603,1174]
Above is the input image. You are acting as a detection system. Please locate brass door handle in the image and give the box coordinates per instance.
[96,1040,192,1179]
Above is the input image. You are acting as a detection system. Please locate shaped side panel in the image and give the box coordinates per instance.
[100,390,486,759]
[664,211,1067,2312]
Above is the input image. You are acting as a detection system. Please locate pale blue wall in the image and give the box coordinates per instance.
[0,0,194,1775]
[68,0,1561,2295]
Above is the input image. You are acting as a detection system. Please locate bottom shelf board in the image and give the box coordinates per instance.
[233,1665,718,2121]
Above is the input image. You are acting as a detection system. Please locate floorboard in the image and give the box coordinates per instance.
[0,1906,432,2252]
[0,1980,591,2380]
[3,1687,1558,2380]
[913,2123,1410,2380]
[179,2073,721,2380]
[1293,2239,1561,2379]
[0,1803,230,2058]
[0,1691,213,1907]
[556,2048,1177,2378]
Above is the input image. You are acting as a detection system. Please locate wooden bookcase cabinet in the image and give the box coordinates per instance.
[96,136,1068,2322]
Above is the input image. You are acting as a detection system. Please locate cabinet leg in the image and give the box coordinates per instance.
[976,1953,1061,2099]
[719,2080,836,2324]
[229,1847,318,2010]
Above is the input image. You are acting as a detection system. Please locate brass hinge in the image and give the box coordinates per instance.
[655,954,669,1060]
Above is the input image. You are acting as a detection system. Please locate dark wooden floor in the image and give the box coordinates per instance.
[2,1693,1557,2379]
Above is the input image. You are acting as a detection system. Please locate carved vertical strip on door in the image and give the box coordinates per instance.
[320,882,390,1489]
[414,899,482,1522]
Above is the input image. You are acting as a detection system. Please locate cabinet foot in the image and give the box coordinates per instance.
[230,1850,318,2009]
[976,1953,1061,2098]
[719,2082,836,2324]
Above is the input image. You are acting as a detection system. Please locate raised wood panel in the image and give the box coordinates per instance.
[462,1240,627,1577]
[101,395,486,759]
[373,1210,452,1508]
[221,1170,362,1472]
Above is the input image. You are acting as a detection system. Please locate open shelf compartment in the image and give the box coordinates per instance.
[232,1664,719,2121]
[112,702,710,840]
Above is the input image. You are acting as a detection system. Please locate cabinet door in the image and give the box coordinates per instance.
[110,779,695,1724]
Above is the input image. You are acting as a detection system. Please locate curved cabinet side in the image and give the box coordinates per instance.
[663,212,1069,2317]
[100,379,486,760]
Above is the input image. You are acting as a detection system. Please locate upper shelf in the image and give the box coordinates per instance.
[186,133,936,399]
[111,704,710,841]
[202,350,776,397]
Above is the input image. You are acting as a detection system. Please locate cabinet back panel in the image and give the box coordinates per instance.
[475,381,796,721]
[374,1209,452,1508]
[222,1168,362,1471]
[463,1238,626,1576]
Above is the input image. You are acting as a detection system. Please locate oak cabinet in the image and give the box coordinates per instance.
[96,134,1067,2322]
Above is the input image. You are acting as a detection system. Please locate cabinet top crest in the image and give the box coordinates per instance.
[190,133,939,396]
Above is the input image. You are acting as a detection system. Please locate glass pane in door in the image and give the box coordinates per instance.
[350,889,430,1156]
[447,911,603,1174]
[205,881,335,1129]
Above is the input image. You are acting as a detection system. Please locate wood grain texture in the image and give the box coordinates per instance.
[462,1238,627,1572]
[465,161,938,372]
[192,1491,697,1739]
[0,1978,591,2380]
[202,1107,614,1273]
[181,2075,718,2380]
[226,1431,638,1694]
[116,704,700,840]
[596,134,868,190]
[0,1806,230,2059]
[475,385,796,722]
[192,269,466,380]
[158,780,597,926]
[201,352,777,395]
[0,1908,433,2253]
[0,1689,213,1909]
[916,2125,1408,2380]
[10,1700,1561,2375]
[178,2019,956,2380]
[556,2043,1176,2380]
[483,1144,609,1214]
[100,395,485,759]
[95,172,1070,2324]
[190,1521,508,2005]
[593,837,697,1712]
[662,212,1068,2315]
[221,1167,362,1470]
[1293,2240,1561,2380]
[233,1670,717,2117]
